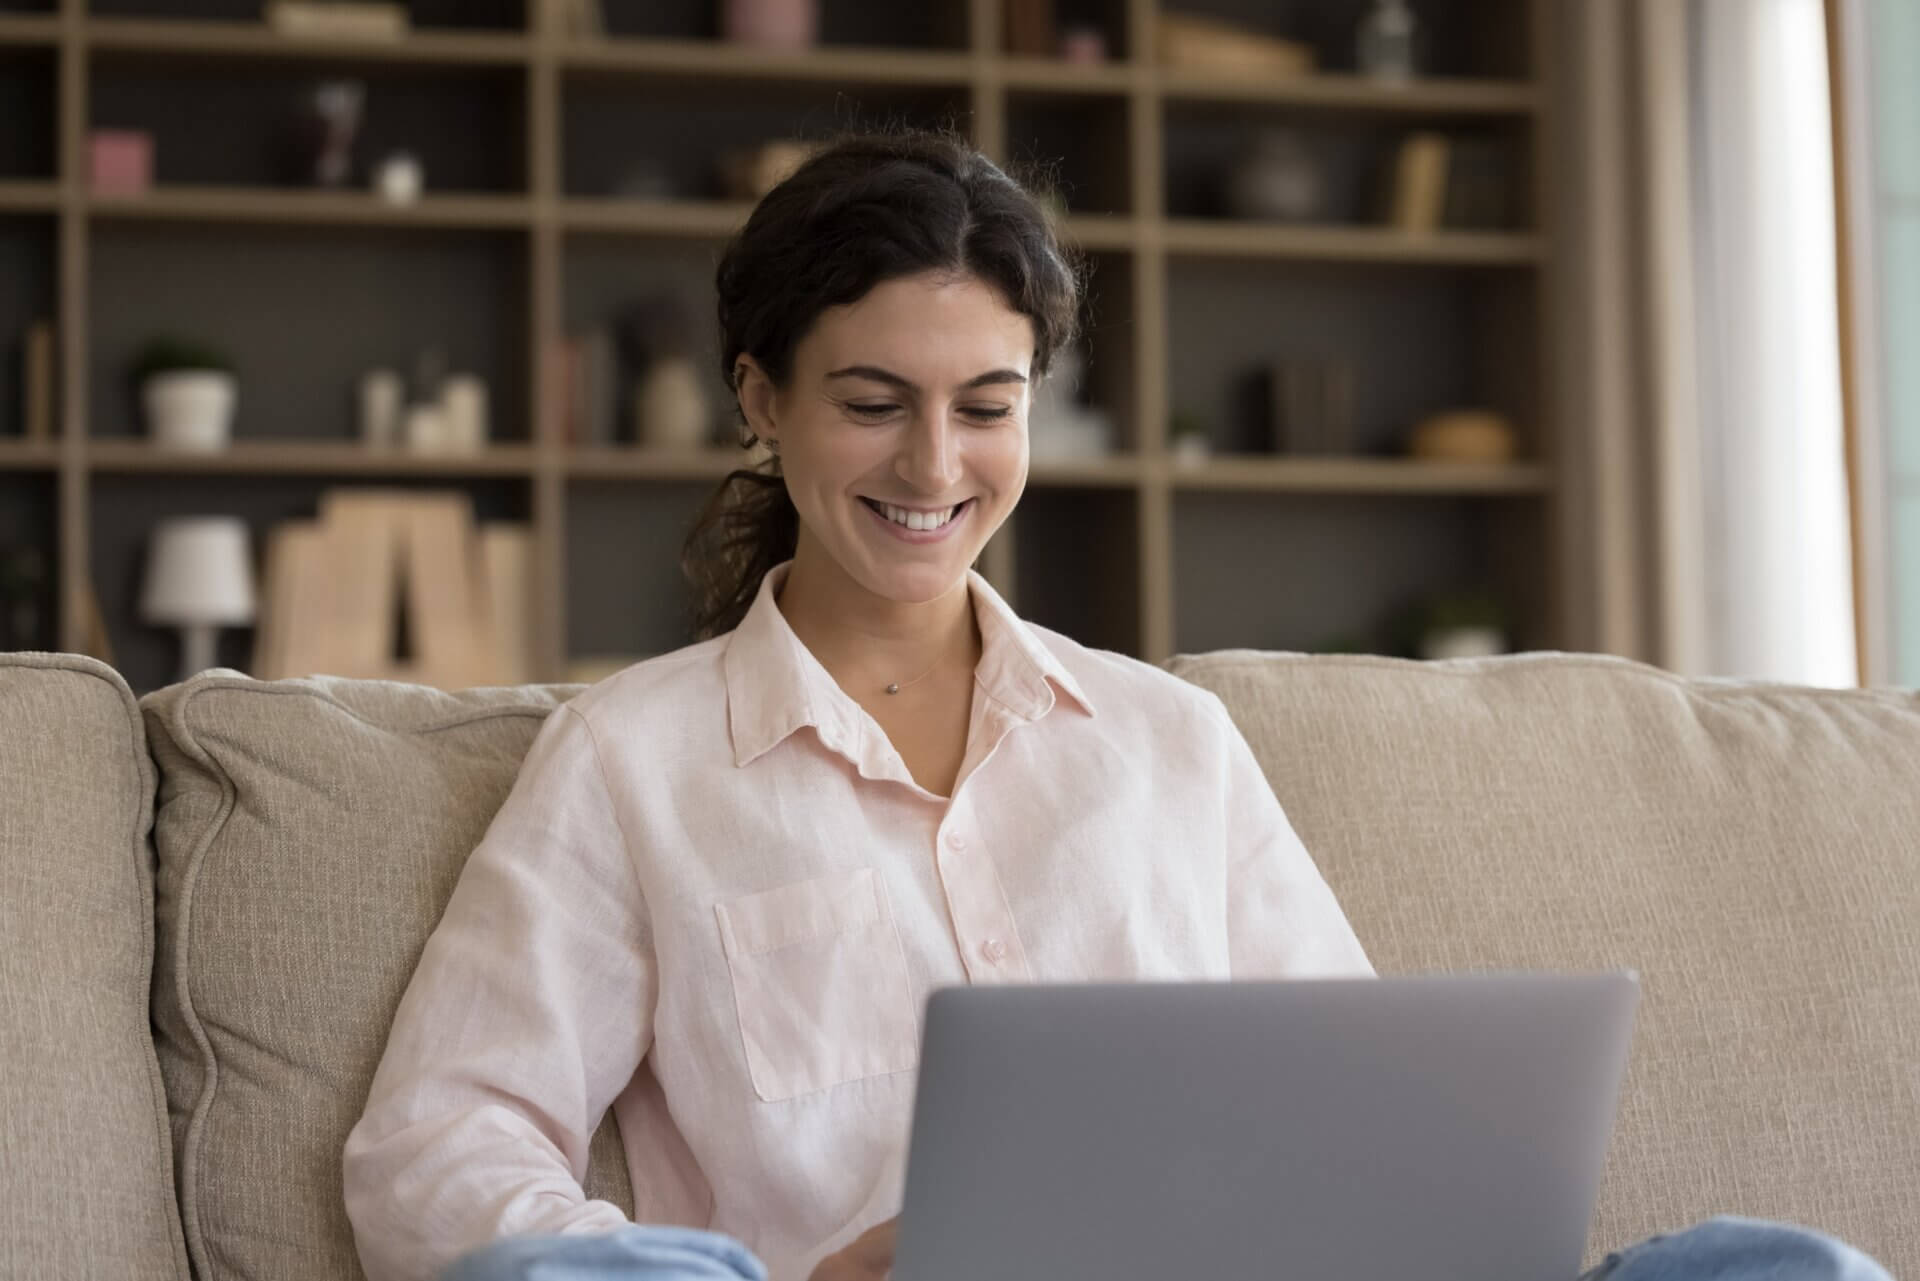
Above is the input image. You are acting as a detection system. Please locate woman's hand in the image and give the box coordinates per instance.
[808,1217,897,1281]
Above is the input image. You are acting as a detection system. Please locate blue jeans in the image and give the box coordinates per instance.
[443,1217,1893,1281]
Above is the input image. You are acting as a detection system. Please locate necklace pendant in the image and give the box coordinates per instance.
[884,683,900,695]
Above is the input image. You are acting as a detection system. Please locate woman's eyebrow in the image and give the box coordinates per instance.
[826,365,1029,391]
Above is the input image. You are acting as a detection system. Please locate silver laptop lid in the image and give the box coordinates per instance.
[894,972,1639,1281]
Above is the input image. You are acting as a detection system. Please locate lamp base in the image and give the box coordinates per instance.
[177,623,220,684]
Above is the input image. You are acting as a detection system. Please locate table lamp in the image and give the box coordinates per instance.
[140,516,257,683]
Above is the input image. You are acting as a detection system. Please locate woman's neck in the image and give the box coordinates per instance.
[776,542,980,702]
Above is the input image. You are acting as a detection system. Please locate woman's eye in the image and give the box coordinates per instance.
[965,406,1013,421]
[847,403,897,419]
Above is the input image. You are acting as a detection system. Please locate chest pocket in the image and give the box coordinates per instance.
[714,866,921,1102]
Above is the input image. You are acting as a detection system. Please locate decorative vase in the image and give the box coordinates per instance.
[721,0,818,49]
[1226,131,1325,222]
[145,371,237,452]
[635,356,712,450]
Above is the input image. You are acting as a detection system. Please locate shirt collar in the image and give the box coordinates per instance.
[723,561,1094,769]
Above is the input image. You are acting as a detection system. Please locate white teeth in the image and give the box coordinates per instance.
[877,502,958,531]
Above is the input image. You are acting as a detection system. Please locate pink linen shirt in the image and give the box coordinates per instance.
[343,564,1373,1281]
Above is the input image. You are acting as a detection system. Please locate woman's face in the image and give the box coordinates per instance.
[739,271,1035,607]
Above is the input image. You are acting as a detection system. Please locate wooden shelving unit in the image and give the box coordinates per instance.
[0,0,1574,694]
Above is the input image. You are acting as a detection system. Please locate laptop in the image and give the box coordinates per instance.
[892,972,1639,1281]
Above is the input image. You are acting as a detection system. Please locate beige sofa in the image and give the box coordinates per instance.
[4,648,1917,1281]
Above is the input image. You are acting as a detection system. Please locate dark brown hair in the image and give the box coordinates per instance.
[681,126,1084,638]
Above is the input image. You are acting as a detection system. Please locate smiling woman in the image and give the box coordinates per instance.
[343,125,1892,1281]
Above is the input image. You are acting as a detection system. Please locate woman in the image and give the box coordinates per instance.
[343,130,1890,1281]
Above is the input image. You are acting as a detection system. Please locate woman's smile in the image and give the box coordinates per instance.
[859,497,975,542]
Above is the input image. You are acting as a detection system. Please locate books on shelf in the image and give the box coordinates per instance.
[1389,133,1449,234]
[549,329,622,447]
[1382,132,1516,235]
[14,320,53,441]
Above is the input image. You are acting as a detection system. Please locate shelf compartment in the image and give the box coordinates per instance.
[1171,490,1529,656]
[1,215,56,443]
[84,17,532,65]
[0,44,55,181]
[88,469,533,696]
[89,221,531,446]
[85,440,537,476]
[559,236,730,450]
[562,72,970,202]
[86,0,524,34]
[1006,90,1133,216]
[586,0,968,51]
[0,472,57,651]
[1032,246,1138,456]
[1166,257,1543,463]
[565,477,712,664]
[1155,0,1534,82]
[90,55,528,194]
[1006,485,1140,656]
[1163,99,1533,230]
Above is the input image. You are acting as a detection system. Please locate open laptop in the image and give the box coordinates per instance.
[892,972,1639,1281]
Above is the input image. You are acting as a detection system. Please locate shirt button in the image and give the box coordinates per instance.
[945,831,966,850]
[981,938,1008,964]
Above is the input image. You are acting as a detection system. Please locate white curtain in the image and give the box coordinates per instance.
[1688,0,1857,685]
[1555,0,1857,685]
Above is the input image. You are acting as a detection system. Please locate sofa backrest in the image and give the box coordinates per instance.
[139,671,636,1281]
[0,653,189,1280]
[1168,650,1920,1274]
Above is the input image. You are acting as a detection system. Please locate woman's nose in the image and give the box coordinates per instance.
[897,412,963,493]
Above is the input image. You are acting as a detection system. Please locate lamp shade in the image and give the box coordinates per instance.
[140,516,257,626]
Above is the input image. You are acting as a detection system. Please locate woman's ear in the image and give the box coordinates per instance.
[734,354,778,447]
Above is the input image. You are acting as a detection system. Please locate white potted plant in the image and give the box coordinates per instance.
[136,337,238,452]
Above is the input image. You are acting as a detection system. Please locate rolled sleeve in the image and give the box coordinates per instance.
[344,704,651,1281]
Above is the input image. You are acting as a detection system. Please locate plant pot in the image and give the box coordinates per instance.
[145,371,237,452]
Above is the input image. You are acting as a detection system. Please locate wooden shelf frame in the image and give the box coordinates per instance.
[4,0,1573,687]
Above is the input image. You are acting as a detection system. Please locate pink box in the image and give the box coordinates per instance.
[89,130,154,196]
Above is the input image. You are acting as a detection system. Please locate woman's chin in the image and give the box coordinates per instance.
[853,556,976,607]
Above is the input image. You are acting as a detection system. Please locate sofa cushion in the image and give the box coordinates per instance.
[0,653,191,1280]
[1167,649,1920,1274]
[141,671,639,1281]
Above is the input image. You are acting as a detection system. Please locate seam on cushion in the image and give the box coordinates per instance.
[98,661,199,1281]
[151,671,583,736]
[1165,649,1920,706]
[152,676,571,1280]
